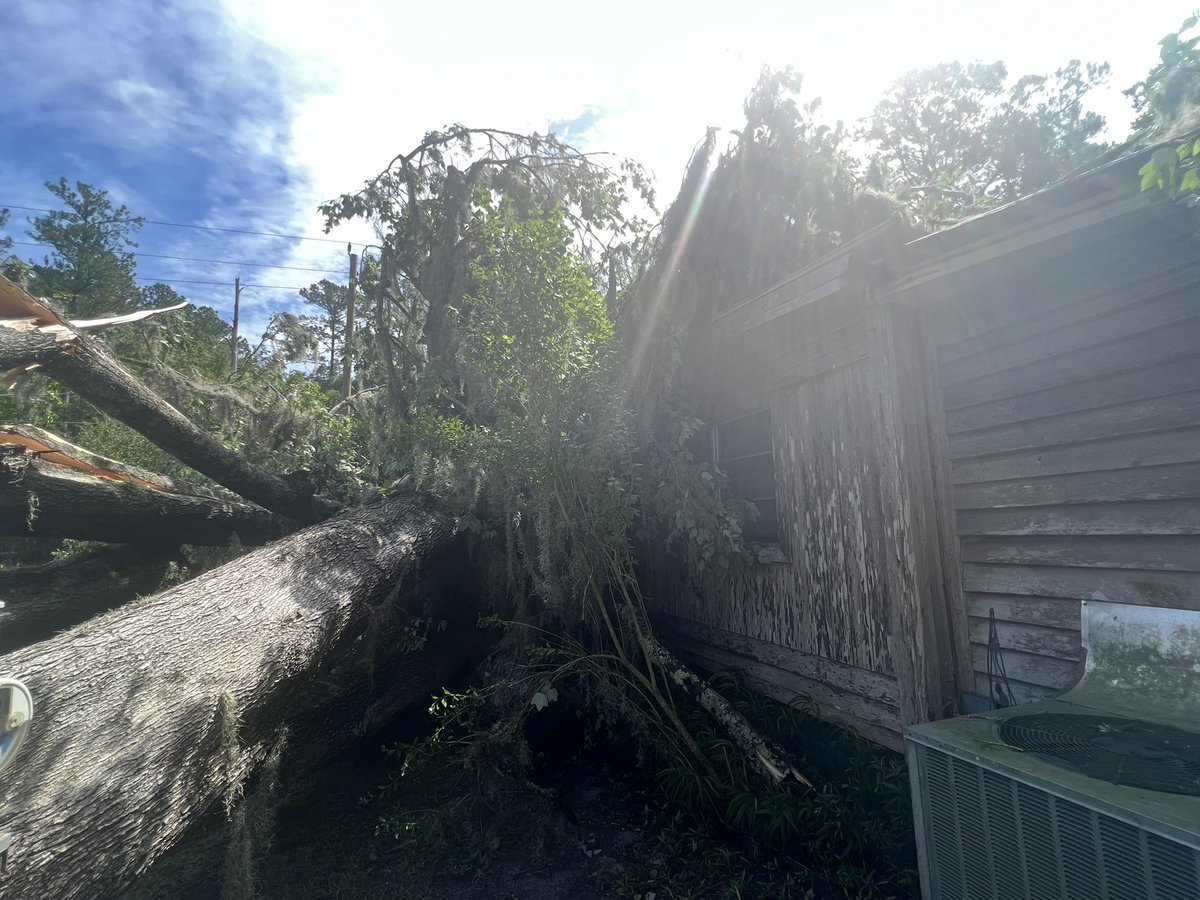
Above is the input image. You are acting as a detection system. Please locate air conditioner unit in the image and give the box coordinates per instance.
[905,600,1200,900]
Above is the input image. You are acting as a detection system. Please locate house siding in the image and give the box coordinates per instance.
[929,218,1200,704]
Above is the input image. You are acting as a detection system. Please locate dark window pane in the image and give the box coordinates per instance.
[717,409,772,460]
[723,453,776,501]
[743,499,779,543]
[686,425,714,464]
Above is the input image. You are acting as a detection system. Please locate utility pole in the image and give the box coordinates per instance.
[342,245,358,400]
[231,276,242,375]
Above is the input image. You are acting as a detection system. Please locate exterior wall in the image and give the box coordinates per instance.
[653,177,1200,745]
[928,217,1200,704]
[652,276,910,748]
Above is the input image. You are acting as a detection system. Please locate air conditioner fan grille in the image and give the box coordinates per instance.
[997,714,1200,796]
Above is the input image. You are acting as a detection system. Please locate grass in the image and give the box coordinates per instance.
[124,667,918,899]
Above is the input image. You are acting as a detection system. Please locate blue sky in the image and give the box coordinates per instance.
[1,0,1192,338]
[0,0,348,336]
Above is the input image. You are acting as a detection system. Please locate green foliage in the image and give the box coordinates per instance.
[76,415,178,475]
[643,669,917,899]
[863,59,1110,224]
[1130,17,1200,203]
[1139,136,1200,198]
[27,179,143,317]
[49,539,107,561]
[138,286,234,381]
[298,278,348,380]
[399,199,637,616]
[1126,14,1200,134]
[675,69,888,303]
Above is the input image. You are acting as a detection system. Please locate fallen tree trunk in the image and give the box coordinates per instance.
[0,545,181,654]
[122,627,491,900]
[0,274,340,524]
[0,425,291,546]
[0,492,469,900]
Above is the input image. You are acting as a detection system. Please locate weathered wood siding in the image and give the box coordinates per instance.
[929,217,1200,704]
[654,292,906,744]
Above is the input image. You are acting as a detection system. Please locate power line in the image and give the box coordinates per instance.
[135,276,304,290]
[7,240,342,274]
[1,203,349,244]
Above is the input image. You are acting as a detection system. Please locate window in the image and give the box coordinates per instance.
[695,409,779,545]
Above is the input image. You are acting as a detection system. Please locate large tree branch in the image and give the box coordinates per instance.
[0,275,340,523]
[0,425,291,546]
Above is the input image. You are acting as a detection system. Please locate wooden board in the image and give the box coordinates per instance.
[969,645,1080,691]
[967,618,1081,661]
[698,309,868,421]
[651,359,896,677]
[951,425,1200,485]
[965,593,1083,630]
[657,614,901,706]
[972,672,1060,705]
[930,250,1200,706]
[945,352,1200,434]
[957,499,1200,536]
[963,563,1200,608]
[939,287,1200,387]
[935,252,1195,365]
[942,316,1200,412]
[954,463,1200,510]
[675,639,904,751]
[960,535,1200,572]
[949,391,1200,460]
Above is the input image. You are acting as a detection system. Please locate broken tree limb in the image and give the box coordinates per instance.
[0,425,292,546]
[0,274,341,524]
[0,492,468,899]
[642,627,813,788]
[0,545,181,654]
[0,325,74,372]
[71,301,190,332]
[42,337,340,523]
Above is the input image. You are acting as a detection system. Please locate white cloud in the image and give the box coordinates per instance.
[219,1,1187,223]
[4,0,1191,340]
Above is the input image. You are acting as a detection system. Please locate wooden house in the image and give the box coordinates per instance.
[651,142,1200,750]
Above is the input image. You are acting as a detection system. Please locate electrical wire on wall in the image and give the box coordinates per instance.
[987,607,1015,709]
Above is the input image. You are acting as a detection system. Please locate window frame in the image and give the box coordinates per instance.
[710,408,787,563]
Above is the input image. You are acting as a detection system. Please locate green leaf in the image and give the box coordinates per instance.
[531,692,548,711]
[1139,161,1159,192]
[1181,169,1200,192]
[1179,142,1193,161]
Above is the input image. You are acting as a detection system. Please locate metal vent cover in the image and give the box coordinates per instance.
[915,743,1200,900]
[997,713,1200,796]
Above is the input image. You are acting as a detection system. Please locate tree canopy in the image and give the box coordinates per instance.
[27,179,144,318]
[863,59,1110,224]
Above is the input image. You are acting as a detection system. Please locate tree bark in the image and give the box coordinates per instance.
[644,630,812,788]
[0,426,291,546]
[42,336,340,523]
[0,325,71,372]
[0,546,181,654]
[0,274,340,524]
[0,492,470,900]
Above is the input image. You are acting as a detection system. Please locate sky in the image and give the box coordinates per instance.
[0,0,1192,338]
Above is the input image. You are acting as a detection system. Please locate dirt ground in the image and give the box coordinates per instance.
[125,745,746,900]
[125,692,914,900]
